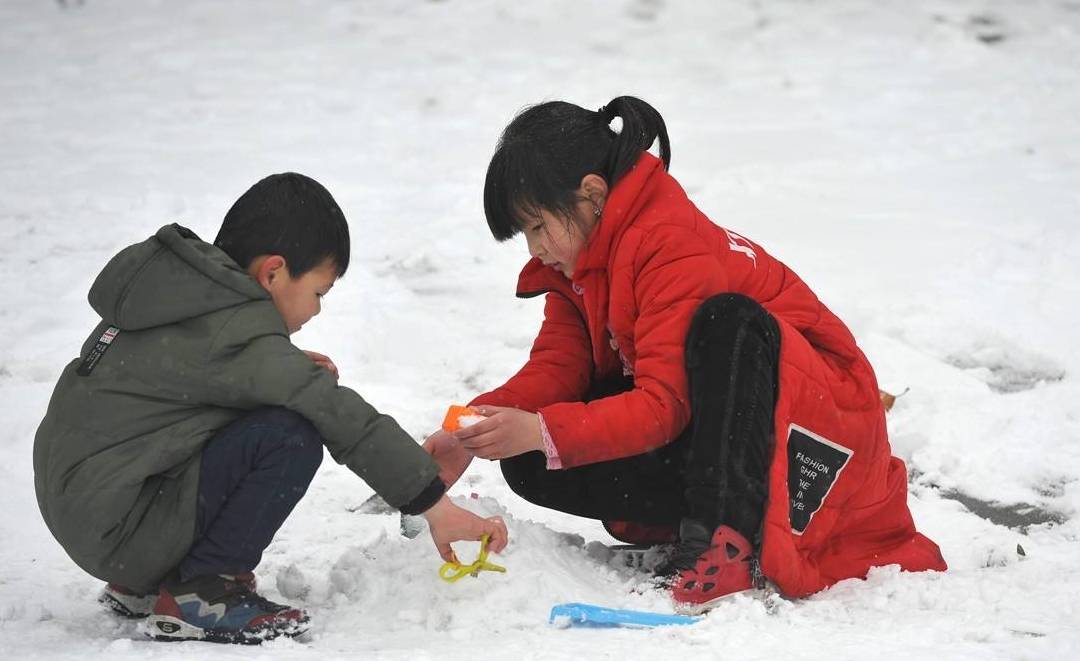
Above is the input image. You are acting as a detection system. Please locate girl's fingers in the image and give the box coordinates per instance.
[461,440,502,461]
[471,405,508,416]
[453,417,495,440]
[475,447,501,460]
[460,439,496,457]
[457,425,501,448]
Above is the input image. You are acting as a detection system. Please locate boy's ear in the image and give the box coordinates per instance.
[248,255,288,290]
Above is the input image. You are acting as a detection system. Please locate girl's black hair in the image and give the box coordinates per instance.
[483,96,671,241]
[214,172,350,277]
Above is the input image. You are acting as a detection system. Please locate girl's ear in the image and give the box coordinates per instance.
[249,255,288,290]
[578,174,609,210]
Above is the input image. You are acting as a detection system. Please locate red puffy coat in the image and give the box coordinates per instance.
[473,153,946,597]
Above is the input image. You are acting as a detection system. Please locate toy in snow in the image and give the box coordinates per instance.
[439,534,506,583]
[548,602,700,628]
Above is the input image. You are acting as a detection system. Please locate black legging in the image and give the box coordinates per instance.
[500,293,781,542]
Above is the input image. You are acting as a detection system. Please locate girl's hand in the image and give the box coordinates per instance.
[453,405,542,460]
[422,429,474,489]
[303,350,339,379]
[423,496,508,562]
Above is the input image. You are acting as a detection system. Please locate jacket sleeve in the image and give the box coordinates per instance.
[539,225,730,467]
[470,291,593,412]
[201,303,441,510]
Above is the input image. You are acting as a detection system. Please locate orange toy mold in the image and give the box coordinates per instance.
[442,405,481,432]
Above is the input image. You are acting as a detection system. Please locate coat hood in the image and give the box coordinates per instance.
[88,224,269,330]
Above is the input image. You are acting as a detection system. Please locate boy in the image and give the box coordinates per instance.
[33,173,507,644]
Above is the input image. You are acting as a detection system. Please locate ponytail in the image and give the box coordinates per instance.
[595,96,671,184]
[483,96,672,242]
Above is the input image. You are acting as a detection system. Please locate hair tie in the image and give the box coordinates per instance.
[597,104,617,124]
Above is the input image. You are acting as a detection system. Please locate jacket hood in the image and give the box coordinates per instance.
[88,224,269,330]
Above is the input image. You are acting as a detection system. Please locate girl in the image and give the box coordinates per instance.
[425,96,946,610]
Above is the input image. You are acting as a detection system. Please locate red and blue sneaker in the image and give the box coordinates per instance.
[146,573,306,644]
[657,520,755,614]
[101,573,256,619]
[99,583,157,618]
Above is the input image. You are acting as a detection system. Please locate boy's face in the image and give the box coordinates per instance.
[255,257,338,334]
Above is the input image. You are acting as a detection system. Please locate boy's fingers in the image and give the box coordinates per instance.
[486,516,508,552]
[436,541,456,563]
[311,358,337,376]
[471,405,507,416]
[425,431,459,454]
[421,432,444,452]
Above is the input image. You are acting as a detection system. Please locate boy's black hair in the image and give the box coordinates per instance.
[214,172,350,276]
[483,96,671,241]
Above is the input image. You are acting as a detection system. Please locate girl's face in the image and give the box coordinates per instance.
[522,200,596,279]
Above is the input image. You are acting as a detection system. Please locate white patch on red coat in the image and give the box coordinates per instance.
[607,327,634,376]
[723,228,757,267]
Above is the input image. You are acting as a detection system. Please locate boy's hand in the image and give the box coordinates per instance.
[453,405,542,460]
[303,350,339,379]
[422,430,473,489]
[423,496,508,563]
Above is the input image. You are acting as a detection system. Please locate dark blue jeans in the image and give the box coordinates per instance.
[177,407,324,581]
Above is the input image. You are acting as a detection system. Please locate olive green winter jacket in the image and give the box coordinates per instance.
[33,224,440,591]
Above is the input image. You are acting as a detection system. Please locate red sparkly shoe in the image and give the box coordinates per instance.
[661,521,754,613]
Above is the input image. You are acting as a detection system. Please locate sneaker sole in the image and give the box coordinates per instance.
[673,586,754,616]
[146,614,310,645]
[99,592,156,619]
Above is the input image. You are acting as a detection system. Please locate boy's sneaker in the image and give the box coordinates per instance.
[146,573,307,644]
[100,573,255,619]
[657,519,754,613]
[99,584,157,618]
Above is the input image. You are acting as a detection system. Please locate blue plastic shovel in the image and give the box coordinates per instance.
[549,602,701,629]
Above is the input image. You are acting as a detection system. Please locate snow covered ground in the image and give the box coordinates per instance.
[2,0,1079,658]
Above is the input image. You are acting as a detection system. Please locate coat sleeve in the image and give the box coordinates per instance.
[539,225,730,467]
[201,303,441,510]
[470,291,593,412]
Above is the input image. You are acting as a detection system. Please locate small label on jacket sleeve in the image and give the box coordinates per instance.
[787,424,853,534]
[76,326,120,376]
